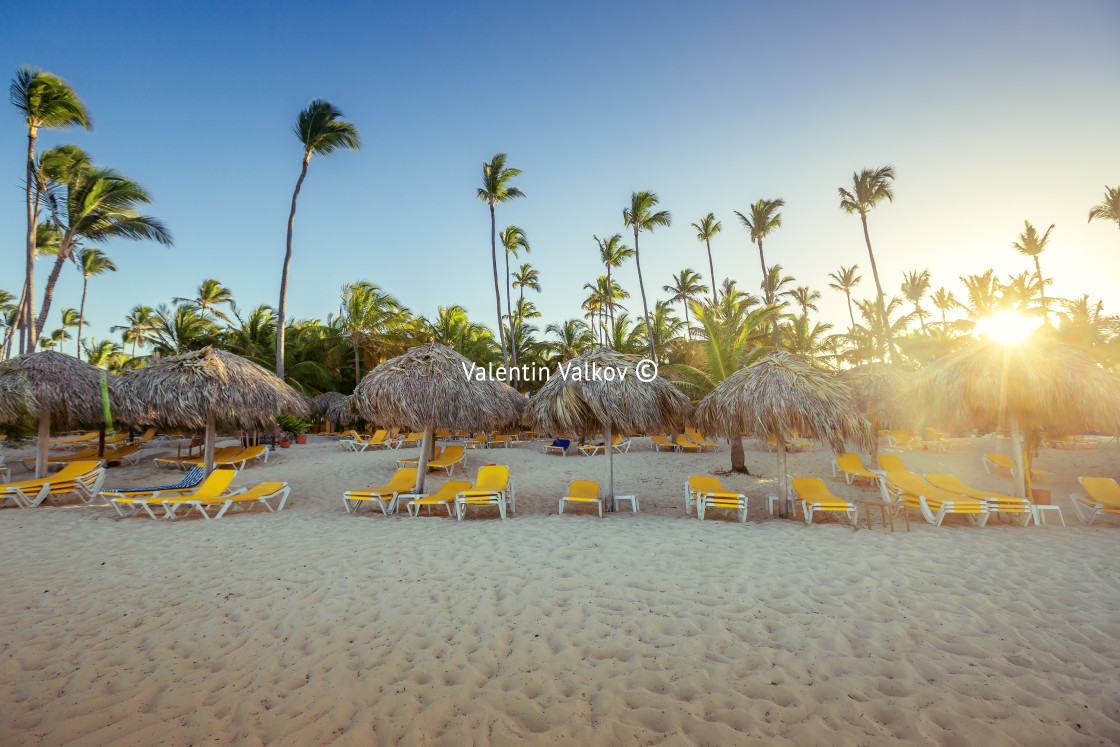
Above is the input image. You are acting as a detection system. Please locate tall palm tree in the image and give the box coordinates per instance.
[959,269,1001,321]
[1087,185,1120,231]
[111,304,157,359]
[7,221,62,357]
[734,198,785,346]
[839,166,897,362]
[499,225,530,368]
[827,265,862,327]
[338,282,407,385]
[174,278,236,323]
[35,146,172,338]
[663,268,707,339]
[544,319,595,361]
[690,213,722,305]
[622,191,671,359]
[512,263,541,314]
[477,153,525,376]
[786,286,821,316]
[594,233,633,329]
[149,304,217,355]
[900,269,932,335]
[277,99,361,378]
[9,66,91,353]
[1011,221,1054,315]
[930,287,960,326]
[83,338,125,370]
[74,248,116,359]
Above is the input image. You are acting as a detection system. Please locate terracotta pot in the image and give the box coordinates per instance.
[279,438,291,449]
[296,434,307,445]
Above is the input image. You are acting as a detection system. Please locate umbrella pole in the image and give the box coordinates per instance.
[776,437,788,518]
[415,426,434,494]
[604,422,614,512]
[36,415,50,479]
[1009,412,1027,499]
[98,426,106,459]
[203,413,216,477]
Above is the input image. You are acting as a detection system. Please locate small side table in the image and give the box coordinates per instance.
[864,501,910,532]
[614,494,639,512]
[1032,504,1065,527]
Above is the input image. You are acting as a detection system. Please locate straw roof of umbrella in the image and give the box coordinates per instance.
[696,351,871,452]
[310,391,347,418]
[912,338,1120,436]
[351,343,524,431]
[837,363,909,430]
[0,350,127,429]
[525,348,692,436]
[121,346,309,431]
[324,393,356,427]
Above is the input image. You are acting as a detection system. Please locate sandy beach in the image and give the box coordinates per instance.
[1,435,1119,745]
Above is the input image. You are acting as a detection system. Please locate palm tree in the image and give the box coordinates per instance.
[277,100,361,379]
[1011,221,1055,315]
[690,213,722,305]
[174,278,236,323]
[663,269,708,339]
[338,282,407,385]
[149,304,217,355]
[7,221,61,357]
[9,66,91,353]
[544,319,595,361]
[622,191,671,359]
[428,305,498,364]
[594,233,633,329]
[827,265,862,327]
[900,269,932,335]
[734,198,785,346]
[959,269,1001,321]
[83,338,125,369]
[35,146,172,339]
[477,153,525,376]
[74,248,116,359]
[839,166,897,362]
[930,287,960,326]
[512,263,541,314]
[499,225,530,368]
[1087,186,1120,231]
[785,286,821,317]
[111,304,158,359]
[638,301,686,360]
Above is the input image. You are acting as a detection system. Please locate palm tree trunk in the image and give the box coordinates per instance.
[505,248,519,372]
[76,276,89,360]
[917,307,927,335]
[354,343,361,387]
[758,238,781,348]
[633,229,655,360]
[705,238,718,306]
[606,266,615,329]
[277,153,311,379]
[23,128,38,353]
[682,299,691,340]
[846,291,855,327]
[35,243,73,338]
[490,204,510,377]
[1033,256,1046,318]
[729,437,749,474]
[860,212,897,364]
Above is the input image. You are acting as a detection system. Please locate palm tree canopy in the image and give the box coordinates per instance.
[476,152,525,206]
[1087,186,1120,225]
[696,351,871,451]
[77,247,117,278]
[828,265,862,293]
[512,263,541,294]
[10,67,92,131]
[734,199,785,242]
[663,269,708,302]
[838,166,895,215]
[500,225,531,257]
[1011,220,1054,259]
[691,212,722,241]
[595,233,633,267]
[622,191,671,233]
[295,99,362,157]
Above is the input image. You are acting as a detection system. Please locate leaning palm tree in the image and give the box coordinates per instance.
[9,67,91,353]
[827,265,862,327]
[622,191,671,360]
[277,100,361,379]
[839,166,897,363]
[691,213,722,305]
[900,269,932,335]
[1011,221,1055,316]
[499,225,531,368]
[1087,185,1120,231]
[734,198,785,347]
[74,248,116,359]
[477,153,525,376]
[173,278,236,323]
[594,233,633,329]
[663,268,707,339]
[34,146,173,339]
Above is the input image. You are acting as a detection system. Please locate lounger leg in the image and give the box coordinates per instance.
[558,498,565,514]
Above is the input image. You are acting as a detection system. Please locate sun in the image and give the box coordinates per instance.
[974,312,1043,345]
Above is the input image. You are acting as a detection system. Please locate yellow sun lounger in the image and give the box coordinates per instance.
[160,480,290,520]
[1,461,105,508]
[396,446,443,468]
[767,435,813,452]
[488,434,513,448]
[105,470,242,520]
[578,441,606,456]
[212,445,270,470]
[686,427,718,450]
[1070,477,1120,525]
[651,435,677,452]
[832,453,881,485]
[456,465,513,520]
[887,431,924,450]
[676,434,703,453]
[881,471,989,527]
[790,478,858,526]
[923,428,970,451]
[406,480,472,517]
[982,453,1051,480]
[343,468,418,515]
[396,432,423,448]
[340,429,389,452]
[21,447,102,470]
[426,445,465,476]
[559,480,602,517]
[877,454,912,474]
[154,445,241,470]
[685,476,748,522]
[923,473,1033,526]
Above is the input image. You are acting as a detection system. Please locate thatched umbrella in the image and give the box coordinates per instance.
[0,351,128,478]
[696,351,871,516]
[121,347,309,475]
[324,393,357,430]
[913,337,1120,498]
[350,343,525,493]
[526,348,693,510]
[311,391,348,431]
[838,363,908,463]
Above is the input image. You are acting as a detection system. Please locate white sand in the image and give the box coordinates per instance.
[2,435,1119,744]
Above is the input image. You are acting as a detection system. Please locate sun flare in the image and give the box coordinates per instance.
[973,312,1043,345]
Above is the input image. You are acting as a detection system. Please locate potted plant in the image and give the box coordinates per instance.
[276,413,310,446]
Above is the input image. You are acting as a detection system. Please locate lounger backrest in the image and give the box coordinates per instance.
[836,453,863,472]
[923,473,970,495]
[439,445,465,462]
[885,472,965,502]
[368,430,387,443]
[878,455,909,473]
[475,465,509,492]
[235,481,286,500]
[107,444,139,458]
[790,478,830,501]
[191,470,238,499]
[1080,477,1120,506]
[688,476,724,494]
[985,454,1012,469]
[891,431,911,442]
[238,445,266,461]
[387,468,419,492]
[550,439,570,448]
[568,480,599,499]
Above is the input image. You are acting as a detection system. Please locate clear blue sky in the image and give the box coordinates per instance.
[3,0,1119,348]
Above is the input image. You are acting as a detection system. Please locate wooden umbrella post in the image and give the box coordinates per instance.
[604,422,614,512]
[776,436,789,518]
[415,426,434,494]
[1009,412,1027,499]
[36,415,50,479]
[203,412,216,476]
